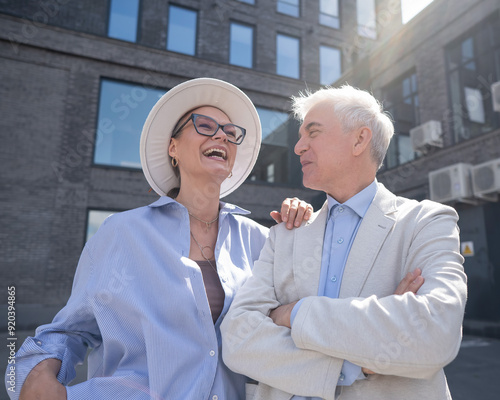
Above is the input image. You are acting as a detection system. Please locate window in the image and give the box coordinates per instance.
[356,0,377,39]
[382,71,420,169]
[230,23,253,68]
[167,5,197,55]
[320,45,341,85]
[319,0,339,29]
[277,0,299,18]
[446,17,500,143]
[86,210,116,242]
[94,79,165,169]
[236,0,255,4]
[108,0,140,42]
[248,108,303,186]
[277,34,300,79]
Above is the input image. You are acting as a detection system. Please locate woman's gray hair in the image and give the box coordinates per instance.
[291,84,394,169]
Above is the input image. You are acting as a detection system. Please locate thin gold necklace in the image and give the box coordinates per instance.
[188,212,219,230]
[190,231,218,274]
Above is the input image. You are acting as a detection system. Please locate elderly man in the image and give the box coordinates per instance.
[221,85,467,400]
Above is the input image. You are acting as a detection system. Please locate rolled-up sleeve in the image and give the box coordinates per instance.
[6,244,102,400]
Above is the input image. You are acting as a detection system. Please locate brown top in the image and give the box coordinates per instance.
[195,260,225,324]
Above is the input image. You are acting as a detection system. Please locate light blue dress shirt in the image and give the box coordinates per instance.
[6,197,268,400]
[290,180,377,400]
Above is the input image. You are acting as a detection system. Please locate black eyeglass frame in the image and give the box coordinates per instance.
[172,113,247,145]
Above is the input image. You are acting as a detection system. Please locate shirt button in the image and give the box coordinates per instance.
[339,373,345,382]
[36,340,42,346]
[331,276,337,282]
[337,237,344,244]
[338,206,344,213]
[212,396,218,400]
[210,350,216,357]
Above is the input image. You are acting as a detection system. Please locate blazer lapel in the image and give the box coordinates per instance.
[293,201,329,299]
[339,184,398,298]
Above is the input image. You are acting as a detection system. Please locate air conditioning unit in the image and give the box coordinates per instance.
[471,158,500,201]
[492,81,500,112]
[429,163,475,204]
[410,120,443,153]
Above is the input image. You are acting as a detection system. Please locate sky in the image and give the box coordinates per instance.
[401,0,435,24]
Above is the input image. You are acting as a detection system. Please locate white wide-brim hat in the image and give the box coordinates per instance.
[140,78,262,198]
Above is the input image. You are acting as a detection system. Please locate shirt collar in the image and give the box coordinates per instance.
[148,196,251,215]
[327,179,378,218]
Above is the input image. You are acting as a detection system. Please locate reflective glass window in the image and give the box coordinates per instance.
[230,23,253,68]
[319,0,339,29]
[108,0,140,42]
[167,5,197,55]
[277,0,300,17]
[320,45,341,85]
[277,34,300,79]
[382,71,419,169]
[86,210,116,242]
[94,79,165,169]
[446,17,500,142]
[356,0,377,39]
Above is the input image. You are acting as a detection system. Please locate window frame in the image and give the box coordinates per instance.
[92,77,167,171]
[85,208,121,244]
[356,0,377,40]
[319,44,342,85]
[277,0,300,18]
[445,15,500,144]
[276,33,301,79]
[247,106,303,187]
[381,70,420,170]
[166,4,199,56]
[229,21,255,69]
[319,0,340,30]
[106,0,141,43]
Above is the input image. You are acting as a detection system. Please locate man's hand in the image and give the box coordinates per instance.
[20,358,66,400]
[269,300,298,329]
[270,197,314,229]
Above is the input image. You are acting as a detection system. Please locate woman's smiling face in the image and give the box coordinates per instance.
[168,106,237,186]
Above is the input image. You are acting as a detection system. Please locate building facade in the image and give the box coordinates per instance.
[1,0,499,333]
[344,0,500,331]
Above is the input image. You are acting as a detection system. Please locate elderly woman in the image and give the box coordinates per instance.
[10,78,312,400]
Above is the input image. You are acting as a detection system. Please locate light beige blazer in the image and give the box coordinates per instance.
[221,183,467,400]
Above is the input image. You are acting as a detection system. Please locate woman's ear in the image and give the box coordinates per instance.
[168,138,177,159]
[352,127,372,157]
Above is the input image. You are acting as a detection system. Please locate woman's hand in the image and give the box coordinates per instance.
[20,358,66,400]
[270,197,314,229]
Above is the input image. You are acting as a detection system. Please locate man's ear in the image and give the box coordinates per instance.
[352,127,372,157]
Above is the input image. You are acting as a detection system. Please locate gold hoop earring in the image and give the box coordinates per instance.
[171,157,178,168]
[228,171,233,178]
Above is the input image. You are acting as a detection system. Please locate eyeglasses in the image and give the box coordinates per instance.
[172,113,246,145]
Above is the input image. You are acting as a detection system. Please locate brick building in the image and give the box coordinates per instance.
[1,0,499,333]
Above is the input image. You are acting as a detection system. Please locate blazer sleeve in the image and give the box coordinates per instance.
[221,225,342,400]
[291,203,467,380]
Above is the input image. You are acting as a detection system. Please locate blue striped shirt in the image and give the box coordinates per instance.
[6,196,268,400]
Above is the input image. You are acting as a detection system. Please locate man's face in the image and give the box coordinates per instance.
[294,102,355,194]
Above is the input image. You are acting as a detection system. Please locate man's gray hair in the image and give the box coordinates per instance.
[291,84,394,169]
